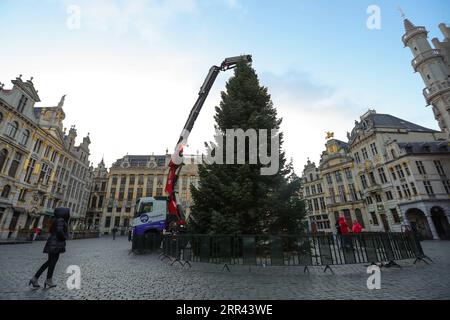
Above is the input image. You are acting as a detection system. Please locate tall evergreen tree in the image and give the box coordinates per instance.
[188,62,305,235]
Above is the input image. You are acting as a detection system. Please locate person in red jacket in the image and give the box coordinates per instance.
[338,216,349,235]
[352,221,363,234]
[338,215,351,250]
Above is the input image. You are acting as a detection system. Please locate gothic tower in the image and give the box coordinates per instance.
[402,18,450,133]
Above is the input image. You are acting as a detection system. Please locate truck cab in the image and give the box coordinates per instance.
[132,197,168,236]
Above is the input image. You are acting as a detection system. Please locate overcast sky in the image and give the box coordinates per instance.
[1,0,449,174]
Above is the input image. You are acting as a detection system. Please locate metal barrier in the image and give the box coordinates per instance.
[133,232,431,272]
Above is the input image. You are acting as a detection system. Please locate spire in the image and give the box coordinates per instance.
[58,95,67,108]
[404,18,416,32]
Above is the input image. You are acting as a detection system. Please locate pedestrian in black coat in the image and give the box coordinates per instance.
[29,208,70,289]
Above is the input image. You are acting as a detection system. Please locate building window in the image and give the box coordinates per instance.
[395,165,405,179]
[313,198,319,211]
[416,161,426,175]
[434,160,445,175]
[402,184,411,198]
[361,148,369,160]
[120,176,126,186]
[366,196,373,205]
[319,197,326,210]
[348,183,358,201]
[0,149,8,173]
[116,207,122,213]
[105,217,111,228]
[355,209,365,228]
[127,188,134,201]
[19,129,30,146]
[44,146,51,158]
[370,143,378,156]
[24,158,36,183]
[326,173,332,185]
[360,175,368,189]
[129,175,136,185]
[107,207,113,213]
[101,182,107,191]
[317,184,323,193]
[396,186,403,199]
[17,95,28,112]
[1,185,11,198]
[403,163,411,176]
[112,176,118,185]
[378,167,387,184]
[390,208,401,224]
[389,167,397,180]
[8,153,22,178]
[385,191,393,200]
[375,194,382,203]
[354,152,361,164]
[33,139,42,154]
[335,171,343,183]
[311,185,316,195]
[423,180,434,195]
[370,212,379,225]
[138,175,144,185]
[18,189,27,202]
[329,188,336,204]
[338,185,347,203]
[344,168,352,180]
[410,182,418,195]
[38,163,49,184]
[6,121,19,138]
[114,217,120,227]
[443,181,450,194]
[118,188,125,201]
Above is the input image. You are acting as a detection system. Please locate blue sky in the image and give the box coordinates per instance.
[1,0,449,173]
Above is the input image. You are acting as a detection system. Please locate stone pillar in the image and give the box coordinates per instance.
[425,214,440,240]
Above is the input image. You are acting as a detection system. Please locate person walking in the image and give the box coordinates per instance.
[112,227,118,240]
[128,227,132,242]
[29,208,70,289]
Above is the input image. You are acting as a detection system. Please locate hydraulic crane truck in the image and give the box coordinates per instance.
[132,55,253,237]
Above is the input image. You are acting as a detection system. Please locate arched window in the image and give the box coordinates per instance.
[1,185,11,198]
[6,121,19,138]
[0,149,8,172]
[20,129,30,146]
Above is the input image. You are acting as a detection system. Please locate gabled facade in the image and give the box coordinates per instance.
[0,76,93,239]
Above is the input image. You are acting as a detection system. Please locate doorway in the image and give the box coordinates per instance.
[431,207,450,240]
[380,214,390,232]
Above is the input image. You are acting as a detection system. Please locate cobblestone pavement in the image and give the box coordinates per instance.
[0,237,449,300]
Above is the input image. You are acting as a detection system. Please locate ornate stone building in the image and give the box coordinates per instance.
[402,19,450,133]
[302,110,450,239]
[98,154,199,234]
[86,159,108,230]
[0,76,93,239]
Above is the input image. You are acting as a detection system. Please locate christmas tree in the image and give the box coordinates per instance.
[189,61,305,234]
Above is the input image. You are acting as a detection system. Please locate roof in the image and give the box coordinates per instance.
[397,141,449,154]
[364,113,438,133]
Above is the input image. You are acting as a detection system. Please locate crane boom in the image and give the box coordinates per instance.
[165,55,253,231]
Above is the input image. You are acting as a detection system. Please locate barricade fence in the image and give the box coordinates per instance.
[132,232,428,268]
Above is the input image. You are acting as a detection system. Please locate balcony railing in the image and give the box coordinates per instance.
[402,26,427,45]
[411,49,442,71]
[423,79,450,104]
